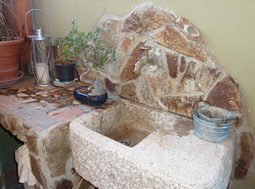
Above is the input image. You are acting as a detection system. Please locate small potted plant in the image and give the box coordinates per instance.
[0,1,24,86]
[73,77,108,106]
[52,17,116,82]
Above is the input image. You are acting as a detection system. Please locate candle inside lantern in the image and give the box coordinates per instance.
[35,63,51,83]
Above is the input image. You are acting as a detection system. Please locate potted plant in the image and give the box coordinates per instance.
[0,1,24,86]
[73,77,108,106]
[52,17,116,82]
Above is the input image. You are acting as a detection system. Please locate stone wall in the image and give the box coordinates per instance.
[80,2,254,182]
[85,3,244,126]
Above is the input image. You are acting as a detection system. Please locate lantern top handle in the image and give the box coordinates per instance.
[25,9,51,37]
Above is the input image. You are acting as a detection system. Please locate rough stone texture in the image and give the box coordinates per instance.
[81,70,100,83]
[0,114,9,130]
[136,76,156,105]
[234,132,254,179]
[30,155,47,189]
[105,78,116,92]
[56,179,73,189]
[27,135,39,155]
[161,95,203,117]
[121,3,176,34]
[177,61,200,93]
[83,2,245,121]
[0,106,30,142]
[4,114,16,135]
[198,66,220,93]
[152,25,207,62]
[43,123,71,177]
[33,184,42,189]
[0,114,5,128]
[234,114,243,129]
[97,14,123,50]
[120,35,132,52]
[179,56,187,73]
[146,71,172,95]
[15,117,30,141]
[91,2,245,121]
[0,93,21,108]
[51,107,85,122]
[166,52,178,78]
[120,83,138,101]
[206,76,243,114]
[119,41,144,82]
[70,100,235,189]
[70,167,91,188]
[11,103,59,130]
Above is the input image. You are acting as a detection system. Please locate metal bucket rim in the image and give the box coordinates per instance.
[193,109,236,127]
[193,117,233,129]
[197,105,233,122]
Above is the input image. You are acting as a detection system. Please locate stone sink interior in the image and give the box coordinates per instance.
[78,100,167,147]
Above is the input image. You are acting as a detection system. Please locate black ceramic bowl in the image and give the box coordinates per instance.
[73,86,108,106]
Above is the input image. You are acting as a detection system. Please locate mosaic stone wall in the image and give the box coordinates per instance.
[84,3,244,127]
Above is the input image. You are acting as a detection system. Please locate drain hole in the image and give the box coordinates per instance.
[119,139,131,146]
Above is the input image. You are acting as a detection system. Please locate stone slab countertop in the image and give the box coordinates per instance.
[70,99,236,189]
[0,76,110,188]
[0,76,110,141]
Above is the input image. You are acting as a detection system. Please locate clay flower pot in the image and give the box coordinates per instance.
[0,38,24,83]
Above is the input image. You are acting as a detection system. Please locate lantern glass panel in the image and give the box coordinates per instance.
[30,37,54,85]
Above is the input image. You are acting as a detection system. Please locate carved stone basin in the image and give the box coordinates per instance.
[76,100,162,147]
[70,99,235,189]
[102,123,154,147]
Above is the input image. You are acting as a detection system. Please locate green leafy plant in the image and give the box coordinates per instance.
[52,17,116,70]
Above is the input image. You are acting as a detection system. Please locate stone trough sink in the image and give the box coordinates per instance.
[70,99,235,189]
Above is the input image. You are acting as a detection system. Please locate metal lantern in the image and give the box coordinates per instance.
[25,9,55,86]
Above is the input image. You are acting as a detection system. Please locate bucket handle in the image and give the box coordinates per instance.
[217,118,236,127]
[193,101,211,109]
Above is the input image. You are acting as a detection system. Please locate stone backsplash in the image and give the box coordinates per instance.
[80,3,255,181]
[83,3,243,127]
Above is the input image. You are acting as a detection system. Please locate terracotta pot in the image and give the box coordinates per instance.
[0,38,24,81]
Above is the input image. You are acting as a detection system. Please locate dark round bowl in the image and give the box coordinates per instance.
[73,86,108,106]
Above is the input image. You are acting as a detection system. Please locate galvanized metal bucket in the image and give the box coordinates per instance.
[193,105,236,143]
[197,104,232,124]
